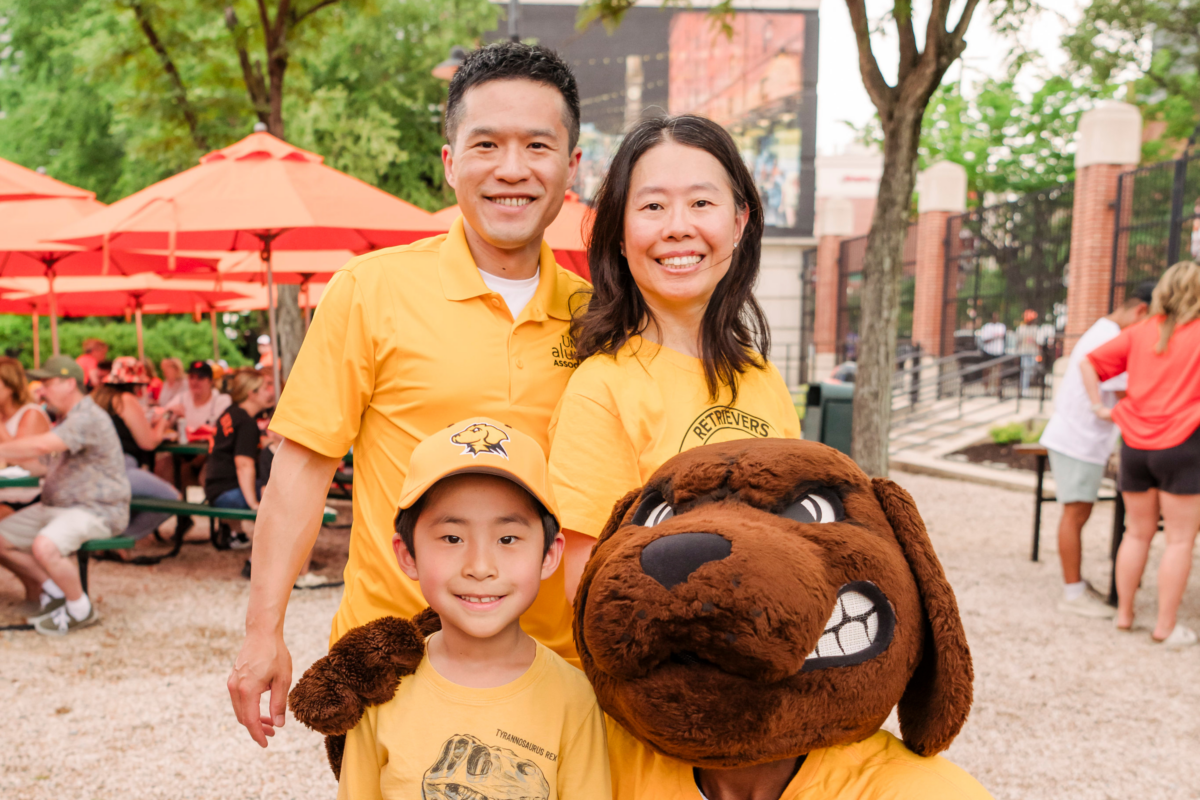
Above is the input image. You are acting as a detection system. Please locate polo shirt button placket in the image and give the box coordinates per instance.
[516,358,524,370]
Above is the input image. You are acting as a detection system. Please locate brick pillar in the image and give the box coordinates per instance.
[1064,101,1142,358]
[911,162,966,357]
[812,197,854,379]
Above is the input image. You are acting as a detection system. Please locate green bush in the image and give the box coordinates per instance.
[0,315,251,368]
[989,419,1046,445]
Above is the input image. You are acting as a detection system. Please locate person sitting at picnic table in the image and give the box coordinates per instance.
[157,357,186,408]
[139,358,162,408]
[1082,261,1200,648]
[0,357,52,603]
[159,360,231,486]
[75,338,108,390]
[92,357,189,551]
[0,355,130,635]
[205,369,273,549]
[1038,281,1153,618]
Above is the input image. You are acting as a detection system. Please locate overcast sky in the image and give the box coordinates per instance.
[815,0,1085,154]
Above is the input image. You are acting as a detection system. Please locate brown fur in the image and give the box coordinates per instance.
[573,438,973,767]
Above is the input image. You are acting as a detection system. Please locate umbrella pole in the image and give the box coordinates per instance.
[210,310,220,360]
[135,306,145,362]
[31,312,40,369]
[301,278,311,331]
[262,240,282,392]
[48,271,59,357]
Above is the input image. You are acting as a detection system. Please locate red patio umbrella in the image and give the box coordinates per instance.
[0,275,252,361]
[0,157,94,201]
[50,131,449,388]
[0,195,217,357]
[432,190,593,280]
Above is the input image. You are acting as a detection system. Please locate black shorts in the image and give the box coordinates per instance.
[1120,424,1200,495]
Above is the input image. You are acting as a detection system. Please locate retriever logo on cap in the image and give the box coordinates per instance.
[450,422,510,459]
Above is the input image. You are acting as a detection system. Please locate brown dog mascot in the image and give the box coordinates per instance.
[289,439,992,798]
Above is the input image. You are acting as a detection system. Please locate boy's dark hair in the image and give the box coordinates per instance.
[1124,280,1157,307]
[570,114,770,402]
[445,42,580,150]
[394,478,560,560]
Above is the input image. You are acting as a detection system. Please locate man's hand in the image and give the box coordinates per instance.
[225,437,340,747]
[228,629,293,747]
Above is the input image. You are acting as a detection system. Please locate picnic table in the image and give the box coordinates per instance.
[156,441,209,493]
[1015,443,1124,605]
[0,475,40,489]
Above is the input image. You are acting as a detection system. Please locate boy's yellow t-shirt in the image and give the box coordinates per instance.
[606,721,993,799]
[548,337,802,537]
[338,640,611,800]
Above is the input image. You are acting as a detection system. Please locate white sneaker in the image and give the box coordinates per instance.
[293,572,342,590]
[1157,625,1198,649]
[1057,586,1116,619]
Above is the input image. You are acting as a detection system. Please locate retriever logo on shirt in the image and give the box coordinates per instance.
[679,406,776,452]
[451,423,510,459]
[423,734,549,800]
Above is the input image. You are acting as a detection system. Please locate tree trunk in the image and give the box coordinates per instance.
[276,283,305,379]
[849,106,923,477]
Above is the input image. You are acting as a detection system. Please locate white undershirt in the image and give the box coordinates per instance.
[479,268,540,319]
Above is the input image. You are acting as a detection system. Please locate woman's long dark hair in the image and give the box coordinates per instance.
[570,115,770,401]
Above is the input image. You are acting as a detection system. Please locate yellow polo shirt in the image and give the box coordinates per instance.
[271,218,590,659]
[607,722,992,799]
[548,337,801,538]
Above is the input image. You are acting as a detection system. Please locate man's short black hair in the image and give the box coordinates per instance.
[445,42,580,150]
[1125,280,1157,307]
[393,477,560,561]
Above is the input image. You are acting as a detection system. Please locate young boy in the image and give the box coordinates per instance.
[335,418,610,800]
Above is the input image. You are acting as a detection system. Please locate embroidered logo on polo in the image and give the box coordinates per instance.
[450,423,510,459]
[551,334,578,369]
[678,406,776,452]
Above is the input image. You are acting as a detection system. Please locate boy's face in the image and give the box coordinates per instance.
[395,474,564,640]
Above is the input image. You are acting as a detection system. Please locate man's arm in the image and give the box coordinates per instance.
[227,437,340,747]
[562,529,595,605]
[0,431,68,461]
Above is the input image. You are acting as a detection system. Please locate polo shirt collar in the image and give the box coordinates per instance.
[438,216,575,323]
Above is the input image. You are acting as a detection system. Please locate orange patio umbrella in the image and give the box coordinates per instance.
[0,157,93,201]
[0,193,217,360]
[432,190,593,280]
[0,275,252,361]
[50,131,448,389]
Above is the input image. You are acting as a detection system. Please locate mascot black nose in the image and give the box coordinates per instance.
[641,533,732,589]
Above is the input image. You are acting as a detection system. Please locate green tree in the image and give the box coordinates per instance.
[1063,0,1200,162]
[853,58,1100,204]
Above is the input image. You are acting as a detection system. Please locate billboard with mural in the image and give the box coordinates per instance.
[486,2,817,236]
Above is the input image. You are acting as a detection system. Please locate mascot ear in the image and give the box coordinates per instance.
[872,478,973,756]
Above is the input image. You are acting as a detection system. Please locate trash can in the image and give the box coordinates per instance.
[802,381,854,456]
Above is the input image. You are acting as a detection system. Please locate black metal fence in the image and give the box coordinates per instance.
[835,223,918,362]
[1110,145,1200,309]
[942,182,1074,369]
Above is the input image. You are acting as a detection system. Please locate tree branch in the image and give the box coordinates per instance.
[129,1,209,151]
[895,0,919,84]
[293,0,342,26]
[845,0,894,116]
[225,5,270,120]
[923,0,952,66]
[949,0,985,55]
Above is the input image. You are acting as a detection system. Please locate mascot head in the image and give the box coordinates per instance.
[574,438,973,768]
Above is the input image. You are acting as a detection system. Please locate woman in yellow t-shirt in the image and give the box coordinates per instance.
[549,115,801,603]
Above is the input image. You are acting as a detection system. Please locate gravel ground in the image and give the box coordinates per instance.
[2,477,1198,800]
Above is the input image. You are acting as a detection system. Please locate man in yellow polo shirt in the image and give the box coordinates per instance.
[227,42,591,748]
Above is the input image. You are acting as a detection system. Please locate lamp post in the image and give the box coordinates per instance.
[508,0,519,42]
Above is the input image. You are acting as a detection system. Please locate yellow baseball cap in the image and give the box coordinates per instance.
[397,417,560,523]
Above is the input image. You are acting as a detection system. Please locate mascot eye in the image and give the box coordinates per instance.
[781,489,844,524]
[632,491,675,527]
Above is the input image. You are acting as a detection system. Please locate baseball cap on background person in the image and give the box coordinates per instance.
[1132,280,1157,304]
[26,355,86,387]
[257,334,271,347]
[187,360,214,380]
[104,356,151,385]
[396,417,560,526]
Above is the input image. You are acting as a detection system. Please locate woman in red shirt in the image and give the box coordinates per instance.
[1083,261,1200,647]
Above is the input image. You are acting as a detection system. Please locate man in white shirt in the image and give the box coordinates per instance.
[1039,282,1154,617]
[164,360,232,430]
